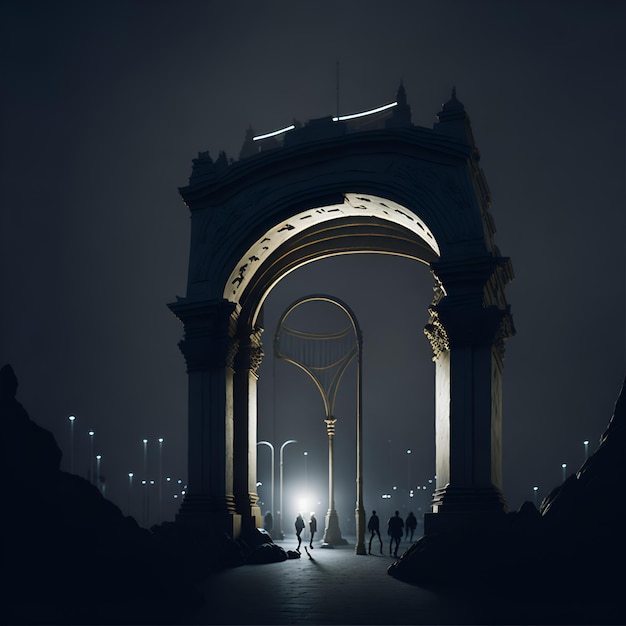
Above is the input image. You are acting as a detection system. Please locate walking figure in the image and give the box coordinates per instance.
[405,511,417,542]
[367,510,383,554]
[295,513,305,552]
[308,513,317,549]
[387,510,404,557]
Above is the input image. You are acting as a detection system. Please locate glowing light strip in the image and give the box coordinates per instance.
[253,124,296,141]
[332,101,397,122]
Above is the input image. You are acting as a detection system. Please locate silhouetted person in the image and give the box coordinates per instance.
[387,510,404,557]
[264,511,273,535]
[367,510,383,554]
[405,511,417,541]
[309,513,317,549]
[295,513,305,552]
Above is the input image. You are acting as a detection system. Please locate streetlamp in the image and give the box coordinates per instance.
[561,463,567,482]
[406,449,412,506]
[128,472,134,516]
[257,441,275,527]
[279,439,297,539]
[583,440,589,462]
[158,438,164,524]
[141,480,147,527]
[142,439,148,481]
[96,455,102,493]
[68,415,76,474]
[533,485,539,508]
[303,451,308,493]
[88,430,95,484]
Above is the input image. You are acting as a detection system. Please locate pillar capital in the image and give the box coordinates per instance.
[168,298,238,371]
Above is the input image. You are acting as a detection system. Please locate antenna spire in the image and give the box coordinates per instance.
[336,60,340,117]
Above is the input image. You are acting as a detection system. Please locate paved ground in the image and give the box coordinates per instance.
[181,535,625,625]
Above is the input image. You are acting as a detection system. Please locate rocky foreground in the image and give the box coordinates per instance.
[388,376,626,604]
[0,364,287,624]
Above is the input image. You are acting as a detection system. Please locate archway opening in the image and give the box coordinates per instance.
[255,252,437,542]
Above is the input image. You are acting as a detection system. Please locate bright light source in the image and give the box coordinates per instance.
[406,449,412,454]
[583,440,589,445]
[332,101,397,122]
[561,463,567,468]
[129,473,134,478]
[88,430,95,436]
[142,439,148,444]
[69,415,75,421]
[533,486,538,491]
[382,494,391,499]
[96,455,101,460]
[252,124,296,141]
[166,477,171,482]
[392,486,397,490]
[158,438,164,443]
[256,481,263,487]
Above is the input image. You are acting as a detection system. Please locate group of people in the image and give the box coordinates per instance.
[266,508,417,558]
[367,510,417,557]
[295,512,316,552]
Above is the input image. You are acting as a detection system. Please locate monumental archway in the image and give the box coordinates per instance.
[169,85,515,539]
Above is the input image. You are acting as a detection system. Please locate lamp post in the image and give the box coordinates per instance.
[303,451,308,493]
[158,438,164,524]
[561,463,567,482]
[583,440,589,462]
[406,449,412,507]
[68,415,76,474]
[96,455,102,493]
[533,485,539,508]
[88,430,95,484]
[128,472,134,516]
[256,441,275,526]
[141,480,147,527]
[279,439,297,539]
[142,439,148,480]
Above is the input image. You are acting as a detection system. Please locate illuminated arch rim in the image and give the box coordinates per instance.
[224,193,440,302]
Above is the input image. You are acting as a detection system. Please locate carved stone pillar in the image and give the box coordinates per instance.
[233,327,264,532]
[168,298,242,538]
[424,255,514,534]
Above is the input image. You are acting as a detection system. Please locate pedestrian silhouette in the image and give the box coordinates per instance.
[295,513,305,552]
[367,510,383,554]
[387,510,404,557]
[308,513,317,549]
[264,510,273,535]
[405,511,417,542]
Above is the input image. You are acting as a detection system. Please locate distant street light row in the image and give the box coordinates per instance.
[66,415,185,527]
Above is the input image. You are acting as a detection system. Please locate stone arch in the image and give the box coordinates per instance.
[169,87,515,538]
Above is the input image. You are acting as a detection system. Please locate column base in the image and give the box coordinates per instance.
[175,494,242,539]
[355,506,367,555]
[425,485,508,535]
[321,508,348,546]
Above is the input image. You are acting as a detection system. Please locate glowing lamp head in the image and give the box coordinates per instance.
[68,415,75,422]
[88,430,95,436]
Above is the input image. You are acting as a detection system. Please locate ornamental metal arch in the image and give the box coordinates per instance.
[169,85,515,539]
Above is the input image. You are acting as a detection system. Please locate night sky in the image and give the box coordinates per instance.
[1,1,624,529]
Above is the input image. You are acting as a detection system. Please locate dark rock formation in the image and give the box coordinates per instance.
[389,376,626,599]
[0,364,204,625]
[0,363,297,623]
